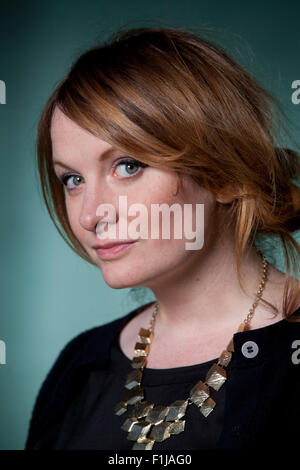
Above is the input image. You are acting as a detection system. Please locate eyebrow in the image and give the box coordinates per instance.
[52,161,74,170]
[52,147,120,170]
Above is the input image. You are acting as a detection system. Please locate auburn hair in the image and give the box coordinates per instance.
[36,26,300,321]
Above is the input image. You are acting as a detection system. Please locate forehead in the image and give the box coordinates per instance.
[50,106,113,155]
[51,106,90,141]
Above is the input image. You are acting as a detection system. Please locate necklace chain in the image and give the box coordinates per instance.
[114,251,268,450]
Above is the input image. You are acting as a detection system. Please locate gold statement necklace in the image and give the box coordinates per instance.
[114,251,268,450]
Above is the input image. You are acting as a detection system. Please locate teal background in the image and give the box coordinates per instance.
[0,0,299,449]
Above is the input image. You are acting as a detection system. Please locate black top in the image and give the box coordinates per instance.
[46,333,235,450]
[25,302,300,451]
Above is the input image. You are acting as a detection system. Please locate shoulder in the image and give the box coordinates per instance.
[38,301,155,393]
[36,315,128,384]
[25,304,150,449]
[58,301,156,366]
[232,305,300,372]
[52,313,132,364]
[33,310,137,399]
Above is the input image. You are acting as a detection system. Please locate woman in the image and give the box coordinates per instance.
[25,26,300,450]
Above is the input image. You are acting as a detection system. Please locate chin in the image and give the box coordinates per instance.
[102,276,135,290]
[99,264,149,290]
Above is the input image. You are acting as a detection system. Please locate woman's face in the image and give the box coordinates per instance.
[51,107,222,289]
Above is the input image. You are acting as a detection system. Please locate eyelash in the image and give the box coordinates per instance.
[59,158,149,190]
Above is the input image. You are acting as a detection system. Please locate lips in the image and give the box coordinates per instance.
[92,240,136,249]
[93,240,137,259]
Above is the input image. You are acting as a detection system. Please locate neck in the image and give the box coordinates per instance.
[145,239,273,337]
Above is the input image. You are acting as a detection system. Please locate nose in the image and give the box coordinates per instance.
[79,185,117,233]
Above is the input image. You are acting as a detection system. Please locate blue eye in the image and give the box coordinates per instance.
[61,174,84,189]
[58,157,148,191]
[114,158,148,177]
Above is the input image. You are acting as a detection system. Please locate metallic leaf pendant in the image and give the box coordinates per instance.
[205,363,227,391]
[120,400,188,449]
[190,380,210,407]
[132,438,155,450]
[112,297,254,449]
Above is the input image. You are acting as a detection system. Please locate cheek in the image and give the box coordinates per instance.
[125,188,181,240]
[65,198,82,238]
